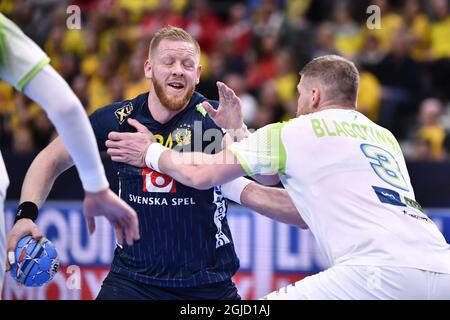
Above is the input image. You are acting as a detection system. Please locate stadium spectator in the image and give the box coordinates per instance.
[412,98,446,161]
[370,29,425,138]
[429,0,450,100]
[402,0,430,62]
[333,1,364,59]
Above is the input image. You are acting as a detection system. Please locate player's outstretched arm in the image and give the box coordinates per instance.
[156,122,286,189]
[230,180,308,229]
[107,118,278,189]
[107,120,277,190]
[162,150,244,189]
[7,138,140,270]
[106,118,246,189]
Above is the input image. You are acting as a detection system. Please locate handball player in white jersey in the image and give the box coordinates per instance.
[112,55,450,299]
[0,13,139,295]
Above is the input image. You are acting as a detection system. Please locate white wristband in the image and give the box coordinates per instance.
[221,177,253,205]
[145,143,169,172]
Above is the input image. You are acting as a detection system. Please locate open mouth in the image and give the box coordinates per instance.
[167,82,185,90]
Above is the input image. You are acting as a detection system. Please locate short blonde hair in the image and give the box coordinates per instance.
[300,55,359,105]
[148,26,200,59]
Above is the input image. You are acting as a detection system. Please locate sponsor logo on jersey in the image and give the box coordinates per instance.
[142,168,176,193]
[114,103,133,124]
[373,186,406,207]
[373,186,426,214]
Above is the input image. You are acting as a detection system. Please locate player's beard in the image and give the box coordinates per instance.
[153,79,195,112]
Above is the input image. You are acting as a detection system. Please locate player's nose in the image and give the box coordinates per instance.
[171,61,184,77]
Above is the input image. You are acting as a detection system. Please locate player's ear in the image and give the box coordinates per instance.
[144,59,152,79]
[311,87,321,109]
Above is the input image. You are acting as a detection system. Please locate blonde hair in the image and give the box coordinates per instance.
[300,55,359,105]
[148,26,200,59]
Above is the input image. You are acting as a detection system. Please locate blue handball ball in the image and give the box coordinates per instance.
[10,235,60,287]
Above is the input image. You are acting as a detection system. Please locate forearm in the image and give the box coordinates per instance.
[240,183,308,229]
[252,174,280,185]
[20,138,74,208]
[159,150,221,190]
[23,65,108,193]
[158,149,245,189]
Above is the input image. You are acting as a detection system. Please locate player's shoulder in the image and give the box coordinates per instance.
[280,115,310,132]
[90,92,148,125]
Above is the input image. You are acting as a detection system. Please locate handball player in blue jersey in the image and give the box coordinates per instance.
[17,26,305,299]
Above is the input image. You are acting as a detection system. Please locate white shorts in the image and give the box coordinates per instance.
[262,265,450,300]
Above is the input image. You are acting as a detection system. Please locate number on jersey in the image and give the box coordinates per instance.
[360,144,409,191]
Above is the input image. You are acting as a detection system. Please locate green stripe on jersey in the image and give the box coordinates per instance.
[229,145,253,176]
[17,56,50,91]
[271,122,287,174]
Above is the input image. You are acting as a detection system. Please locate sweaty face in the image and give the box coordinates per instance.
[149,40,200,111]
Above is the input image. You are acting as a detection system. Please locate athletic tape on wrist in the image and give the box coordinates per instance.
[221,177,253,204]
[145,143,169,172]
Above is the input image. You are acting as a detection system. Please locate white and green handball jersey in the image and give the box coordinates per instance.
[0,13,50,91]
[230,108,450,273]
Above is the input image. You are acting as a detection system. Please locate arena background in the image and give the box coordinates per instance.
[1,0,450,299]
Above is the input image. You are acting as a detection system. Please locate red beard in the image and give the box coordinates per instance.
[152,79,195,111]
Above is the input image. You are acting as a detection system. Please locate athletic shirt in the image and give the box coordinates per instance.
[90,92,239,287]
[0,13,50,91]
[230,108,450,273]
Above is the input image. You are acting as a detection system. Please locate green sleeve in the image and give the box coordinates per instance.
[228,122,287,176]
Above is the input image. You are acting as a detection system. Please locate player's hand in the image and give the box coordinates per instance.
[6,218,42,271]
[106,118,156,168]
[203,81,244,130]
[83,188,140,246]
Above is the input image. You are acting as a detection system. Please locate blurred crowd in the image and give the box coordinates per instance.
[1,0,450,161]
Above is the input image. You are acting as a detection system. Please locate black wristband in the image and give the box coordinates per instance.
[15,202,39,223]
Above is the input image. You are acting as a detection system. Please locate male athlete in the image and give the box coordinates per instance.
[0,13,139,295]
[113,55,450,299]
[16,26,305,299]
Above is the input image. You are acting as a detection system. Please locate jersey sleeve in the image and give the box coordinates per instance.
[0,13,50,91]
[89,103,122,152]
[228,122,287,176]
